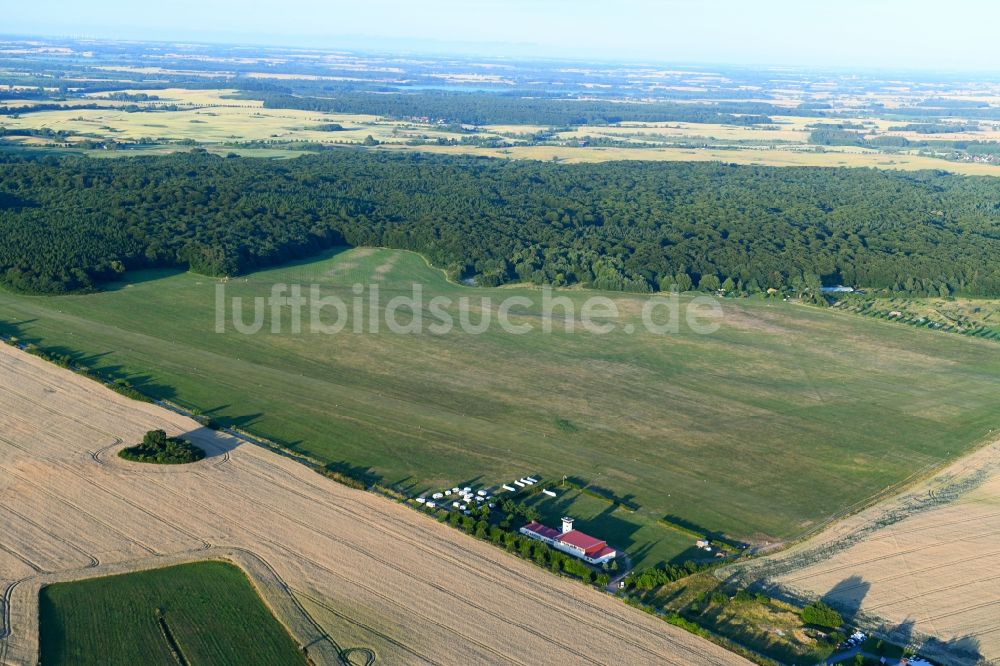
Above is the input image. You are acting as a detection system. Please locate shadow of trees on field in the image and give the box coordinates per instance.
[323,460,383,487]
[625,540,660,567]
[886,619,984,666]
[921,634,983,666]
[817,581,986,666]
[0,319,182,401]
[101,267,187,291]
[564,475,641,511]
[198,404,263,429]
[106,367,178,401]
[454,475,486,488]
[176,425,243,460]
[886,619,985,666]
[0,317,38,338]
[660,513,749,551]
[882,617,917,651]
[821,574,871,626]
[523,489,650,561]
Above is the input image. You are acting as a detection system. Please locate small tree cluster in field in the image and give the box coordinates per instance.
[800,601,844,629]
[118,429,205,465]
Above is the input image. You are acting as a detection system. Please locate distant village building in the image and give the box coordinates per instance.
[520,517,617,564]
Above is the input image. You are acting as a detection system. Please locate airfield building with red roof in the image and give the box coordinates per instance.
[519,517,617,565]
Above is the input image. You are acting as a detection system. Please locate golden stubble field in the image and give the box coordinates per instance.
[0,88,470,148]
[0,344,748,666]
[729,434,1000,665]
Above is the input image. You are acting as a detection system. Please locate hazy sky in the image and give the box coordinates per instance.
[6,0,1000,70]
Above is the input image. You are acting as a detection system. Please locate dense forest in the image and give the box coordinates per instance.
[2,150,1000,296]
[808,128,915,148]
[257,92,778,126]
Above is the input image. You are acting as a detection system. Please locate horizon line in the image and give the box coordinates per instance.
[4,31,1000,79]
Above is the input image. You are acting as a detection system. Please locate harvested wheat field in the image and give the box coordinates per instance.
[729,435,1000,666]
[0,343,748,666]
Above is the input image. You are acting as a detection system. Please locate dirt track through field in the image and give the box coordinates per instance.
[0,344,748,665]
[729,433,1000,666]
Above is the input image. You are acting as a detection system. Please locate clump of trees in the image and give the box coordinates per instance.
[118,429,205,464]
[800,601,844,629]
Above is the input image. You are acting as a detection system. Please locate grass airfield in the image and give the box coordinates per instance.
[3,248,1000,568]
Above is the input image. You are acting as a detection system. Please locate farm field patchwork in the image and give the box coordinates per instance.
[0,88,477,151]
[2,248,1000,568]
[0,342,742,665]
[5,87,1000,176]
[39,561,305,666]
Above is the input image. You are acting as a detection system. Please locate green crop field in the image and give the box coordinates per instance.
[38,561,305,666]
[4,248,1000,567]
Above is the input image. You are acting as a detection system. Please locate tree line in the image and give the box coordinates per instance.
[2,150,1000,296]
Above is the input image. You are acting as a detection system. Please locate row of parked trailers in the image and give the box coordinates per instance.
[415,476,541,511]
[502,476,538,492]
